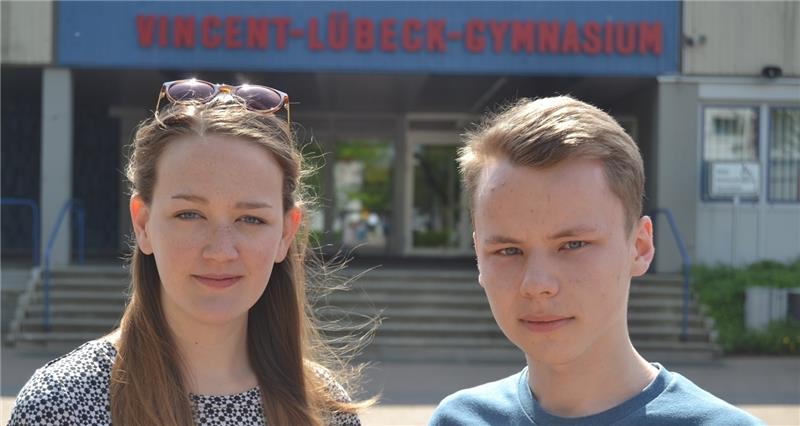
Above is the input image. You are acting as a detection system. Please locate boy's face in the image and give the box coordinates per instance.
[472,157,653,365]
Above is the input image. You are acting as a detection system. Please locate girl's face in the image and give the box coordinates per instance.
[131,134,299,327]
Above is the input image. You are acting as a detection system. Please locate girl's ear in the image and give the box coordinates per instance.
[130,194,153,255]
[275,207,302,263]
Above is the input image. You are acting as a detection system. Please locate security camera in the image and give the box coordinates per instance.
[762,66,783,79]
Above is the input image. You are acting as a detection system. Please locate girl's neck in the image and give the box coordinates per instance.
[162,303,257,396]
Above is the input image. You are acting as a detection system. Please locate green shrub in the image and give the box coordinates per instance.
[692,259,800,355]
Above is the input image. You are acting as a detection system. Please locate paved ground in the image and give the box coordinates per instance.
[2,345,798,425]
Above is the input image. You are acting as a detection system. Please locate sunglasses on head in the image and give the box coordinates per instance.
[155,79,290,122]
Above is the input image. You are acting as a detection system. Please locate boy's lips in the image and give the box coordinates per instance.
[518,315,575,332]
[192,274,242,289]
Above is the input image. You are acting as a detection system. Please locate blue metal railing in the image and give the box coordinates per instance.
[649,208,692,341]
[0,198,41,265]
[42,199,86,331]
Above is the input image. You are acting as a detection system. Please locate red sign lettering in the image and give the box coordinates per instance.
[132,14,665,58]
[136,15,154,47]
[465,19,485,53]
[615,23,636,55]
[307,18,325,51]
[581,21,601,55]
[272,17,290,50]
[201,16,221,49]
[538,21,559,53]
[426,20,446,52]
[174,16,195,48]
[327,12,348,51]
[246,18,268,49]
[354,18,374,51]
[488,21,508,54]
[510,21,534,53]
[380,18,397,52]
[225,16,242,49]
[639,22,661,54]
[402,19,422,52]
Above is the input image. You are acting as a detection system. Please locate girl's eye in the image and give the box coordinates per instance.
[239,216,265,225]
[176,212,201,220]
[561,241,587,251]
[497,247,522,256]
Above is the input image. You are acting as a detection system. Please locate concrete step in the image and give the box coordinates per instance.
[27,290,128,304]
[25,304,125,317]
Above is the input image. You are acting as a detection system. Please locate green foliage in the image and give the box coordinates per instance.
[692,259,800,355]
[337,140,393,212]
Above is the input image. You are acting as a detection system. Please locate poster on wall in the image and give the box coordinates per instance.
[709,162,760,198]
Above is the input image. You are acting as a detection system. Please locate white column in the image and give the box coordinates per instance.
[40,68,73,266]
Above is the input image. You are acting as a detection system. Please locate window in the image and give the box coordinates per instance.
[702,107,759,200]
[769,108,800,202]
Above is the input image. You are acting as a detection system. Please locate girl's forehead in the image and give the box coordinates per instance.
[152,136,283,201]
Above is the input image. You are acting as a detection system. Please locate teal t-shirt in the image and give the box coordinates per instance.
[428,364,763,425]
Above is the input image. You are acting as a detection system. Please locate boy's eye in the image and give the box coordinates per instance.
[497,247,522,256]
[176,211,201,220]
[561,241,587,250]
[239,216,265,225]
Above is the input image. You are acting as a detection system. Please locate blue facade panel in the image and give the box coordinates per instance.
[58,1,679,76]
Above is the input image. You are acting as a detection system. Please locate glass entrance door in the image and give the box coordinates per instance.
[406,120,472,256]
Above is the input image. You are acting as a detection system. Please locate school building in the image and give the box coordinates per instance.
[3,1,798,272]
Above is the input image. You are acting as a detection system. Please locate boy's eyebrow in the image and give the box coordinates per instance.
[547,225,599,240]
[171,194,273,209]
[483,235,524,244]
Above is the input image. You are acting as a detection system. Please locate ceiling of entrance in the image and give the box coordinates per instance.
[73,69,654,115]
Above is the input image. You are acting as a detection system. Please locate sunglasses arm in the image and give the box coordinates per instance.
[154,88,167,114]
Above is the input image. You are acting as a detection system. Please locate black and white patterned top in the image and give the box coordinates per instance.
[8,339,361,426]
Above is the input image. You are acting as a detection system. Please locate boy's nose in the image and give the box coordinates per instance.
[519,262,559,298]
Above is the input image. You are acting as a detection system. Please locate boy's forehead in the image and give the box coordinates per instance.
[473,157,623,233]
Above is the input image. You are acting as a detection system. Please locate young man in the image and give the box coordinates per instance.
[429,97,762,425]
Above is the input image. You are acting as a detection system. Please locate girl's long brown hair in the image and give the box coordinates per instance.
[111,100,371,425]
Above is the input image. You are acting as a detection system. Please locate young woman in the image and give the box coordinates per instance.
[10,79,368,425]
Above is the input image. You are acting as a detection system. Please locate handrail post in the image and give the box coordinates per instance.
[649,208,692,342]
[42,199,86,332]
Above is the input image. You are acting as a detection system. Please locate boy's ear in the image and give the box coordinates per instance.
[275,206,302,263]
[473,232,486,288]
[130,194,153,255]
[630,216,655,277]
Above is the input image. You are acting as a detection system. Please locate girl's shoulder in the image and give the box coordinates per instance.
[8,339,115,425]
[310,364,363,426]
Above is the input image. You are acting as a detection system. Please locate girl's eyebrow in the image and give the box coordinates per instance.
[171,194,273,209]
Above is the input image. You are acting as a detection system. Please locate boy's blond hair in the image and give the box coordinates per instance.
[458,96,644,233]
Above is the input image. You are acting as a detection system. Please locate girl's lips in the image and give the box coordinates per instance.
[518,316,574,333]
[192,275,242,289]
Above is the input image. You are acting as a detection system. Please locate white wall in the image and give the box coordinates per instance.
[684,1,800,77]
[1,1,53,65]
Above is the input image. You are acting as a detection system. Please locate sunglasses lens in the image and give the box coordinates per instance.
[234,85,284,111]
[166,80,215,102]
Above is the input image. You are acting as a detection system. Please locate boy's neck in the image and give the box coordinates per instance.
[526,333,658,418]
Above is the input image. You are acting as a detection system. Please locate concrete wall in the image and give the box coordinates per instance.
[694,80,800,266]
[657,77,800,271]
[655,80,700,272]
[1,1,53,65]
[684,1,800,77]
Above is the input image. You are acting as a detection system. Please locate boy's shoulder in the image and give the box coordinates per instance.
[644,367,763,425]
[428,364,763,426]
[428,367,532,426]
